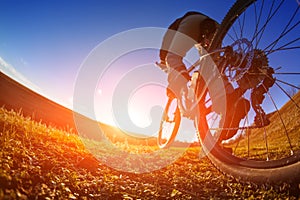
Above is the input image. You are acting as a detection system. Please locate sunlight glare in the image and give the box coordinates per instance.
[128,84,166,128]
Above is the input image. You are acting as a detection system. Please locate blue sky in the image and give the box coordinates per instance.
[1,1,299,142]
[0,0,234,120]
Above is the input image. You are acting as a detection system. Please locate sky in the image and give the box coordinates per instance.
[1,1,299,142]
[0,0,235,133]
[0,0,234,98]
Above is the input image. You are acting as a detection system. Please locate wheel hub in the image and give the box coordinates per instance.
[249,49,269,74]
[236,49,271,89]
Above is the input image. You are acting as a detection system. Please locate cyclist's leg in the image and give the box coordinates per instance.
[218,97,250,142]
[166,53,190,98]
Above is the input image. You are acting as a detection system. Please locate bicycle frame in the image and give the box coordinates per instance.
[178,46,225,119]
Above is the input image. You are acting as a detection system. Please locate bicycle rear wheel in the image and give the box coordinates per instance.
[158,98,181,148]
[197,0,300,184]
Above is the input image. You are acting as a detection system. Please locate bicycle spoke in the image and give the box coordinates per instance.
[229,26,239,43]
[237,9,246,39]
[232,115,248,155]
[276,79,300,90]
[252,0,284,49]
[263,126,270,161]
[264,6,300,53]
[243,96,251,158]
[247,123,250,158]
[253,0,276,48]
[266,38,300,55]
[274,72,300,75]
[275,81,300,109]
[253,0,265,46]
[266,90,294,154]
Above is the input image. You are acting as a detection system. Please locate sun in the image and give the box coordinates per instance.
[128,84,166,129]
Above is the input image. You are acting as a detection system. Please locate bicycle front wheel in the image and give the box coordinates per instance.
[158,97,181,148]
[198,0,300,184]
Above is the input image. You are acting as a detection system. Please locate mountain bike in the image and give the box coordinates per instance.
[158,0,300,184]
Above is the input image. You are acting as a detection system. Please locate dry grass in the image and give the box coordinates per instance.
[0,107,299,199]
[232,92,300,160]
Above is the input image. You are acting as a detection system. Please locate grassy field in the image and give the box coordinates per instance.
[0,107,299,199]
[230,91,300,160]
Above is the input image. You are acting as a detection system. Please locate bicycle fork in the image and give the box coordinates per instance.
[179,71,202,119]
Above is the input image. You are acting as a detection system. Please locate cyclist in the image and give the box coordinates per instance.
[157,12,256,145]
[156,11,219,99]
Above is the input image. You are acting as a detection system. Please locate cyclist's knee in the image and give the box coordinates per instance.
[166,53,185,70]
